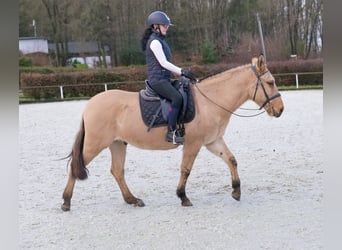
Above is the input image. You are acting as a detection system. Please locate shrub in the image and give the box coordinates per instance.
[268,58,323,73]
[268,58,323,86]
[19,67,55,74]
[201,40,219,64]
[19,58,322,101]
[74,63,89,69]
[19,67,148,100]
[19,57,32,67]
[120,47,145,66]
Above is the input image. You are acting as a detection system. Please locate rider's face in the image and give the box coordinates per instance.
[159,24,169,35]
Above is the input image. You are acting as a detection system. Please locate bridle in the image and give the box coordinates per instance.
[194,65,281,117]
[251,65,281,110]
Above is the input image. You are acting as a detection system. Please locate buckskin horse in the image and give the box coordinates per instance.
[61,54,284,211]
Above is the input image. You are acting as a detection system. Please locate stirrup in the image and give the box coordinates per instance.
[172,130,184,145]
[166,129,184,145]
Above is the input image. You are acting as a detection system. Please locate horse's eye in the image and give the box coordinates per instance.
[267,80,275,85]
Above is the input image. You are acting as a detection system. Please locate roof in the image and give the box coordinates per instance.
[48,41,109,54]
[19,37,48,41]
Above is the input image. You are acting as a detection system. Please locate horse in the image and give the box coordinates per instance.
[61,54,284,211]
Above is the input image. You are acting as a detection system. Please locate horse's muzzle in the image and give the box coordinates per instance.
[264,101,284,118]
[273,107,284,118]
[272,106,284,118]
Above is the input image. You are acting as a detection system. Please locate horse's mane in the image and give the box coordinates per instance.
[198,64,251,83]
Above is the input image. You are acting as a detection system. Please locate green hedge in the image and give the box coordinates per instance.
[20,67,147,99]
[19,58,323,100]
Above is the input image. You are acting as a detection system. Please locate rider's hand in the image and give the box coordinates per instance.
[181,69,197,82]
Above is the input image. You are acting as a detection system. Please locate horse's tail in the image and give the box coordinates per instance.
[68,118,88,180]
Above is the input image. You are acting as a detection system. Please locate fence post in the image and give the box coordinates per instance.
[295,73,299,88]
[104,83,108,91]
[59,86,64,99]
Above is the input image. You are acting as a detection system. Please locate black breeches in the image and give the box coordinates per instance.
[149,79,183,108]
[149,79,182,128]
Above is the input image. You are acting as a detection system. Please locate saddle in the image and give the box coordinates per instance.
[139,77,196,132]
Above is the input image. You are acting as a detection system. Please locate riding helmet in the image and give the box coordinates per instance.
[147,11,173,26]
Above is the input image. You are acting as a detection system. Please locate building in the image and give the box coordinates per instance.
[48,41,111,68]
[19,37,50,66]
[19,37,49,54]
[19,38,111,68]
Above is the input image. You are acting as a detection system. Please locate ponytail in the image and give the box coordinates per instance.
[141,27,153,51]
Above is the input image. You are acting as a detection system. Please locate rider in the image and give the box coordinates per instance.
[141,10,196,145]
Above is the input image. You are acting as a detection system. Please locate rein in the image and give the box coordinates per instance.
[194,65,281,118]
[193,82,265,118]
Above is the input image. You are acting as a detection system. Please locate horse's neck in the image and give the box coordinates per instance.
[198,66,251,112]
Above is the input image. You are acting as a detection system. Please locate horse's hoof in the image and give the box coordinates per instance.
[134,199,145,207]
[232,191,241,201]
[232,196,240,201]
[181,199,193,206]
[61,204,70,211]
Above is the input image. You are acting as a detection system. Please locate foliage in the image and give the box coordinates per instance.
[268,58,323,73]
[19,66,85,74]
[119,47,145,66]
[19,0,323,66]
[19,59,322,101]
[19,66,146,99]
[19,57,32,67]
[74,64,89,69]
[70,59,89,69]
[201,40,219,64]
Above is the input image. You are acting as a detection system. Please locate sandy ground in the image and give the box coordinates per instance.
[19,90,323,249]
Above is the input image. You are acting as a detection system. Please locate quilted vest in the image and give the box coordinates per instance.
[146,32,172,83]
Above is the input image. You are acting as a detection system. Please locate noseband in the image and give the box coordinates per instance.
[251,65,281,110]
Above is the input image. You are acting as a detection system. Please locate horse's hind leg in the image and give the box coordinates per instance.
[61,171,76,211]
[61,120,107,211]
[206,137,241,201]
[109,141,145,207]
[61,145,104,211]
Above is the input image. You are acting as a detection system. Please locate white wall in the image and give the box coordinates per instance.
[19,38,49,54]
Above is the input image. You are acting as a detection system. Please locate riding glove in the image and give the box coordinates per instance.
[181,69,197,82]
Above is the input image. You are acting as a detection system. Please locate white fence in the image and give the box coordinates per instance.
[20,72,322,100]
[273,71,322,89]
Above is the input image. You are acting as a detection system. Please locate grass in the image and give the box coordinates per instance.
[278,84,323,91]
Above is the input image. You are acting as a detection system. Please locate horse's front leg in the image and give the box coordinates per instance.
[205,137,241,201]
[176,143,202,206]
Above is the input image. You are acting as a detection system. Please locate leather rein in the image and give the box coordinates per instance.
[194,65,281,118]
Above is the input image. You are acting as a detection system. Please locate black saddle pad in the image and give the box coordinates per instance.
[139,84,196,129]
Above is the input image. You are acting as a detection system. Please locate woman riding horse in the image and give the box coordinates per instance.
[141,11,196,144]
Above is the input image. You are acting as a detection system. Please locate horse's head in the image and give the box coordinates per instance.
[250,54,284,117]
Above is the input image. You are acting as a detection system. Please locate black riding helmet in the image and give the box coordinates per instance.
[147,11,173,26]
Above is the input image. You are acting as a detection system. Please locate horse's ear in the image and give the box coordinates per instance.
[257,53,266,71]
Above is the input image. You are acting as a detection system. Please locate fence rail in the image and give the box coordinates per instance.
[20,72,322,100]
[273,71,322,89]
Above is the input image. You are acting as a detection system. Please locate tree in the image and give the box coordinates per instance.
[302,0,323,58]
[19,0,35,38]
[41,0,72,66]
[19,0,323,66]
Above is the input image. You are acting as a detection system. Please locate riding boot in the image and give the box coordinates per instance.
[165,126,184,144]
[165,105,184,144]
